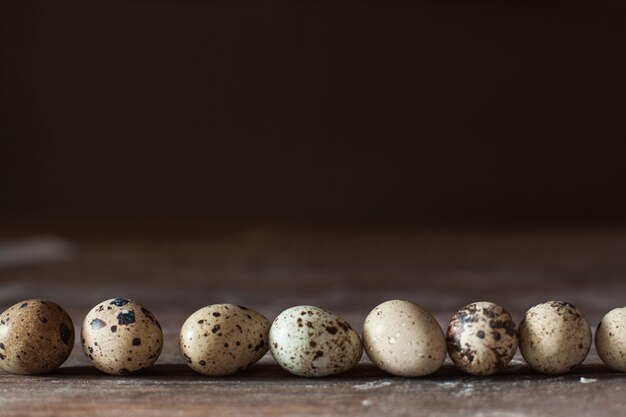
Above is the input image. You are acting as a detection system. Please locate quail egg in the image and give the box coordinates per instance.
[595,307,626,372]
[0,299,74,375]
[81,298,163,375]
[446,301,518,376]
[269,305,362,377]
[363,300,446,376]
[180,304,270,376]
[518,300,591,374]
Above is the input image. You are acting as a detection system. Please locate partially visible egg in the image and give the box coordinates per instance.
[269,306,362,377]
[179,304,270,376]
[0,300,74,375]
[518,301,591,374]
[81,298,163,375]
[363,300,446,377]
[595,307,626,372]
[446,301,518,376]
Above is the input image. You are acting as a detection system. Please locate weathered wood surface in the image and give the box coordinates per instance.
[0,225,625,416]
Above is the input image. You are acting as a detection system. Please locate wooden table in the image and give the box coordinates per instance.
[1,224,625,416]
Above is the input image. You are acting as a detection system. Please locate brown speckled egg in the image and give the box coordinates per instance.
[81,298,163,375]
[519,301,591,374]
[446,301,518,376]
[596,307,626,372]
[363,300,446,377]
[179,304,270,376]
[0,300,74,375]
[269,305,362,377]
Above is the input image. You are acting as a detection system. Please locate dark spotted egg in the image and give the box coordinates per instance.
[519,301,591,374]
[81,298,163,375]
[269,305,362,377]
[446,301,518,376]
[179,304,270,376]
[0,299,74,375]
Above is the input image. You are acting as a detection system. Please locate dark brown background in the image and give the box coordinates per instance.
[2,0,626,226]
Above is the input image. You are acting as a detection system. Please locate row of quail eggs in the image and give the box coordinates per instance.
[0,298,625,376]
[365,300,624,376]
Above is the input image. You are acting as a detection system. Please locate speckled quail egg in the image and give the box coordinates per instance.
[519,301,591,374]
[269,305,362,377]
[0,300,74,375]
[596,307,626,372]
[446,301,518,376]
[81,298,163,375]
[363,300,446,377]
[179,304,270,376]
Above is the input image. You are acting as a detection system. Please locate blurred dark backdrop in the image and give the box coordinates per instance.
[2,0,626,227]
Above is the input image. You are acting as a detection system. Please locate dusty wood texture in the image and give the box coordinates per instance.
[0,225,625,416]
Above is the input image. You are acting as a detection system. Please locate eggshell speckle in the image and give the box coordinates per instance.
[595,307,626,372]
[0,300,74,375]
[519,300,591,374]
[81,298,163,375]
[363,300,446,377]
[179,304,270,376]
[446,301,518,376]
[269,306,362,377]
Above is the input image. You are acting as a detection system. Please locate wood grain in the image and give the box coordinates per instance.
[0,225,625,416]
